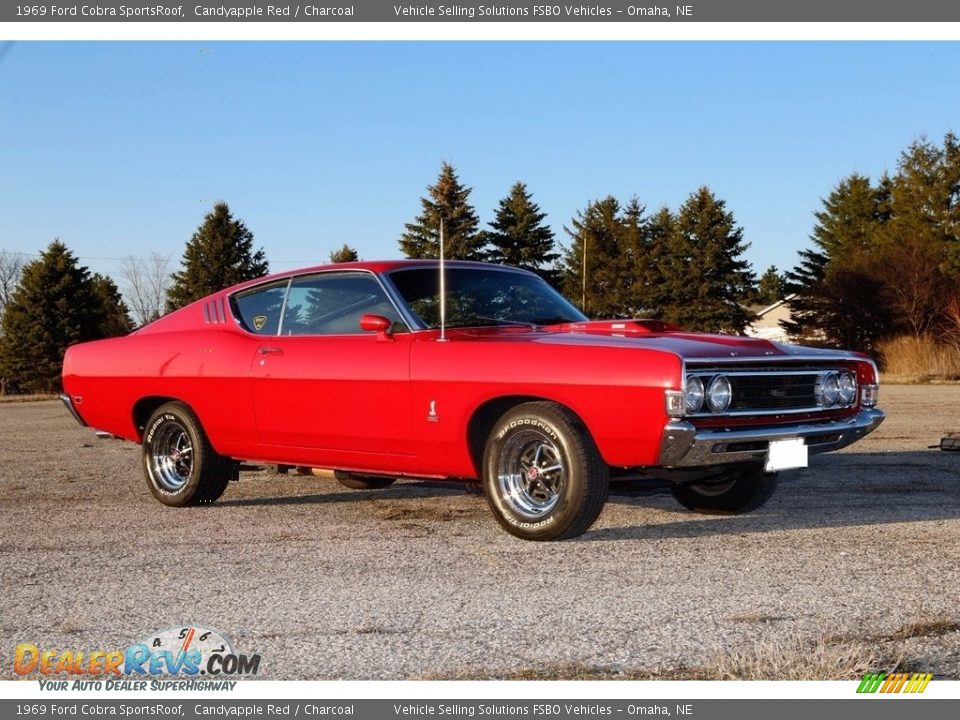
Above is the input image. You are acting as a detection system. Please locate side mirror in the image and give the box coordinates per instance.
[359,313,393,339]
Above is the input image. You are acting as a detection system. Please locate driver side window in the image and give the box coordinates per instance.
[281,272,402,336]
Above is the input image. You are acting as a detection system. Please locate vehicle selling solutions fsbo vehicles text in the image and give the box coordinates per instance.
[391,5,690,18]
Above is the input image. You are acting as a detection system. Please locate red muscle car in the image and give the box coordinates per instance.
[61,260,884,540]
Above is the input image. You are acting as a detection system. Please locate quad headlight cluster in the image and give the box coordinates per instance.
[818,370,857,408]
[665,367,871,419]
[684,374,732,415]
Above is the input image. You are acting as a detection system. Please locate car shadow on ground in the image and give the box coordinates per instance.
[216,479,470,508]
[213,451,958,539]
[588,450,960,542]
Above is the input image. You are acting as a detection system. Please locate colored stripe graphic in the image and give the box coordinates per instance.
[906,673,933,693]
[857,672,932,694]
[883,673,908,693]
[857,672,886,693]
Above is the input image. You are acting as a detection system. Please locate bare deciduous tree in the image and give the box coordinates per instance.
[120,252,172,327]
[0,249,25,333]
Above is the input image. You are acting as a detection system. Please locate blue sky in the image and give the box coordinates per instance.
[1,41,958,284]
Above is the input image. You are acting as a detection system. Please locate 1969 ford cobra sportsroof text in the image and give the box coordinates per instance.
[62,260,884,540]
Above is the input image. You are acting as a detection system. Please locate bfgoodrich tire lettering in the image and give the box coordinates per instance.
[142,402,232,507]
[482,402,609,541]
[669,466,778,514]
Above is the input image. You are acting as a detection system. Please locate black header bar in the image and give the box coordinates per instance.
[5,1,960,23]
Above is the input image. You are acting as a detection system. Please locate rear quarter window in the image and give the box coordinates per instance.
[230,281,288,335]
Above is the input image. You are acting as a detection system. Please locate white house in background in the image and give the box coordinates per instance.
[745,293,797,343]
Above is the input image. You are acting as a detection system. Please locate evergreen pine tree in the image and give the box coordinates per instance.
[873,138,957,337]
[0,240,106,393]
[166,202,268,311]
[781,248,831,343]
[329,244,360,263]
[559,197,632,317]
[639,207,675,318]
[620,198,670,316]
[657,187,756,333]
[783,174,892,350]
[941,132,960,279]
[486,182,558,276]
[399,163,485,260]
[91,273,133,337]
[756,265,785,306]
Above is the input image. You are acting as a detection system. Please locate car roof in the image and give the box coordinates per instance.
[225,259,533,295]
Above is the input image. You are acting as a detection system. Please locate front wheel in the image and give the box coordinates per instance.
[669,467,778,514]
[482,402,609,541]
[142,402,233,507]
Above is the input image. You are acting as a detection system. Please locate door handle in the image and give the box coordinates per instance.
[258,346,283,356]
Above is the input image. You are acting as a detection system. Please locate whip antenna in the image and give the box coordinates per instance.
[439,217,447,342]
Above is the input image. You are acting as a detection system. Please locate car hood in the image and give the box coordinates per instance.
[452,319,858,362]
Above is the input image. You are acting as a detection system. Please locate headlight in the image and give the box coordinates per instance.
[838,372,857,405]
[819,371,840,406]
[706,375,732,414]
[685,375,704,414]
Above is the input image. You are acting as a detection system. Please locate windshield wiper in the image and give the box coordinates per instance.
[472,315,538,328]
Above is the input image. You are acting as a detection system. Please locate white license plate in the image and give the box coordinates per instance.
[765,437,808,472]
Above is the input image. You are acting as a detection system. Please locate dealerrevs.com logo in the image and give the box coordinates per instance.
[15,626,260,690]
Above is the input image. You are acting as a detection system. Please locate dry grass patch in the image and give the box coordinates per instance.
[419,663,698,681]
[707,633,900,680]
[878,335,960,381]
[60,619,84,635]
[353,625,409,636]
[0,393,58,403]
[892,619,960,641]
[728,612,792,624]
[420,631,904,681]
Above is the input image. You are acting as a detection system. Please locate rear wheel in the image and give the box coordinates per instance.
[669,467,778,514]
[482,402,608,541]
[334,471,396,490]
[142,402,232,507]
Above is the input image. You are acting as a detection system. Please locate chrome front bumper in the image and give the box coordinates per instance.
[658,408,885,468]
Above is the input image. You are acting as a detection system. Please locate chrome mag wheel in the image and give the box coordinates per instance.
[142,402,232,507]
[483,401,609,540]
[150,423,194,491]
[496,429,566,520]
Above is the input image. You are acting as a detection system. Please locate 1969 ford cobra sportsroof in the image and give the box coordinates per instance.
[61,260,884,540]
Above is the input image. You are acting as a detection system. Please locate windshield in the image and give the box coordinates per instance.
[388,267,588,330]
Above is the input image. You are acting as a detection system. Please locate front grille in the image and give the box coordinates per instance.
[687,367,856,417]
[729,373,819,411]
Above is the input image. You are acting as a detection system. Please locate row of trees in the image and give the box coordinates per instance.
[784,133,960,353]
[0,242,131,394]
[400,138,960,352]
[400,162,779,331]
[0,202,274,393]
[3,133,957,393]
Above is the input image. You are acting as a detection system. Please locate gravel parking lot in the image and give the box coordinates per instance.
[2,385,959,680]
